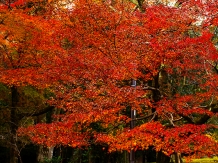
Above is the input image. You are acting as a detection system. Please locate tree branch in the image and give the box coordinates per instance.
[131,112,156,121]
[143,86,160,91]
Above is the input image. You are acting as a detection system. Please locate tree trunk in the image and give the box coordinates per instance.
[156,151,170,163]
[174,153,183,163]
[9,86,19,163]
[153,73,172,163]
[9,147,18,163]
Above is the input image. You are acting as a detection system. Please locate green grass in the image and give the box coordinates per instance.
[184,157,218,163]
[148,157,218,163]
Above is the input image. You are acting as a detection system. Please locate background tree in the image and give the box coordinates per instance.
[0,1,66,162]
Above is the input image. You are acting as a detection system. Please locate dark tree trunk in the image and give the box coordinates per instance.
[9,86,19,163]
[156,151,170,163]
[151,74,161,120]
[152,74,170,163]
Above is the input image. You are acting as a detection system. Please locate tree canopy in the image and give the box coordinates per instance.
[0,0,218,162]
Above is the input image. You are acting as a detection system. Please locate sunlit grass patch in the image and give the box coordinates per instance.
[184,157,218,163]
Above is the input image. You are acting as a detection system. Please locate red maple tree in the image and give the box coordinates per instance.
[0,1,69,162]
[1,0,217,162]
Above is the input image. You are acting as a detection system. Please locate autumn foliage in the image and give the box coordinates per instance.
[1,0,218,161]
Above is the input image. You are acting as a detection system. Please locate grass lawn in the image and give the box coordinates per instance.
[184,157,218,163]
[148,157,218,163]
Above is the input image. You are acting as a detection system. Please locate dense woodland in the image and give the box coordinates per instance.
[0,0,218,163]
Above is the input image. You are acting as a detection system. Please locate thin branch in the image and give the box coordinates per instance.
[169,113,175,126]
[143,86,160,91]
[131,112,156,121]
[149,112,157,122]
[204,60,209,75]
[173,117,183,122]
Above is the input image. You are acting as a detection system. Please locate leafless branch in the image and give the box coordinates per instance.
[149,112,157,122]
[131,112,156,121]
[143,86,160,91]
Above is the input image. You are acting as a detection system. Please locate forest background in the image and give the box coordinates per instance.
[0,0,218,163]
